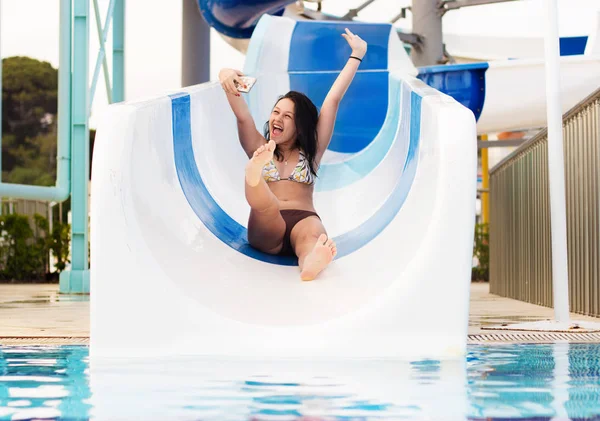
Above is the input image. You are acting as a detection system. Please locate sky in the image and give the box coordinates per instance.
[1,0,599,127]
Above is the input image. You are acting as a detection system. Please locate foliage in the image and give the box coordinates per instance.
[2,56,58,141]
[0,213,70,282]
[472,222,489,282]
[3,130,57,185]
[2,56,95,186]
[2,56,59,185]
[49,220,71,272]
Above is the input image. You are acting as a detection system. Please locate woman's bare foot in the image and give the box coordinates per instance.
[300,234,337,281]
[246,140,276,187]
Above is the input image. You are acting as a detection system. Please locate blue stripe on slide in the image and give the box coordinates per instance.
[170,90,422,265]
[332,91,421,259]
[316,77,402,191]
[170,92,296,266]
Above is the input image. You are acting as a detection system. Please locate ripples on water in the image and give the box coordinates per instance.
[1,343,600,420]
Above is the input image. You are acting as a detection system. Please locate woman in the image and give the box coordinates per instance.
[219,28,367,281]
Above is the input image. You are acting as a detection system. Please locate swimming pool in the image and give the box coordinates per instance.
[1,343,599,420]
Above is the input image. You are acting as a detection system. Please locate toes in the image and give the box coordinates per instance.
[325,238,334,248]
[316,234,328,245]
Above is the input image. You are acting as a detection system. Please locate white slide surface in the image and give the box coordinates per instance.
[90,16,477,360]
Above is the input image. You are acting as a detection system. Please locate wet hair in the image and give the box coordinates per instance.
[263,91,319,177]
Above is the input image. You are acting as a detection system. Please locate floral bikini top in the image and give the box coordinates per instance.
[262,150,315,186]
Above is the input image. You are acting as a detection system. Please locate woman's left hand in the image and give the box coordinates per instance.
[342,28,367,59]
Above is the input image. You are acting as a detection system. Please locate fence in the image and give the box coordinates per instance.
[489,87,600,316]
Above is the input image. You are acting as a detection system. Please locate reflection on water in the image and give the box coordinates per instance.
[0,346,91,420]
[1,343,600,420]
[467,343,600,420]
[89,356,466,420]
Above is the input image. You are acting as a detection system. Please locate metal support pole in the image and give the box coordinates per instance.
[543,0,570,323]
[441,0,519,13]
[182,0,210,87]
[55,0,73,203]
[342,0,377,19]
[113,0,125,102]
[390,8,408,24]
[411,0,444,66]
[60,0,90,294]
[481,135,489,224]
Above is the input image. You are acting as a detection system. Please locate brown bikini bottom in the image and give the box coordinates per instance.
[279,209,320,256]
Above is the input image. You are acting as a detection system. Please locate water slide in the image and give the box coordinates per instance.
[199,0,600,134]
[91,13,477,359]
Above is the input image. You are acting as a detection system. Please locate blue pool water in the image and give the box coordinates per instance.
[1,343,600,420]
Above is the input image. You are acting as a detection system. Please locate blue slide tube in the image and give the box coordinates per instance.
[197,0,295,38]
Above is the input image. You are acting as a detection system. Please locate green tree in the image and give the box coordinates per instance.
[2,56,59,184]
[2,56,58,141]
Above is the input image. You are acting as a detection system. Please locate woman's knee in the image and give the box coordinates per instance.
[291,219,326,248]
[299,228,323,243]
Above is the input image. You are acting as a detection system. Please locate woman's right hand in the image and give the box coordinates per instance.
[219,68,244,96]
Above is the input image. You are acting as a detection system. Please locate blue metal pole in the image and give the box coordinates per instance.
[60,0,90,294]
[56,0,72,202]
[112,0,125,102]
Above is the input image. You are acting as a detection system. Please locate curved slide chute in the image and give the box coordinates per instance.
[91,16,477,359]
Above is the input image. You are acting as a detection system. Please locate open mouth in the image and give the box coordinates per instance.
[272,123,283,137]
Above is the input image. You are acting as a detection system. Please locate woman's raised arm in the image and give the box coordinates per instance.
[315,29,367,158]
[219,68,265,157]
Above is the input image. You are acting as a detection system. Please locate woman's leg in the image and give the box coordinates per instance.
[245,141,286,254]
[290,216,337,280]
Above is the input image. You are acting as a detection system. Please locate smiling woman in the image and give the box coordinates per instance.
[217,27,368,280]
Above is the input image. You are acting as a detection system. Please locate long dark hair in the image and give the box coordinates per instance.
[263,91,319,177]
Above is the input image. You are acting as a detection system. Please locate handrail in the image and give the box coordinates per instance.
[489,85,600,316]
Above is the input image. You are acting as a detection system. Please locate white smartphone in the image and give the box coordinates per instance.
[235,76,257,93]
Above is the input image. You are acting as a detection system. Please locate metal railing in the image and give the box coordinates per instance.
[489,87,600,316]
